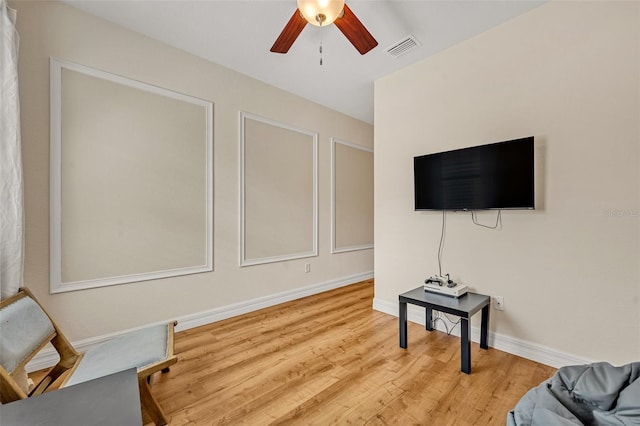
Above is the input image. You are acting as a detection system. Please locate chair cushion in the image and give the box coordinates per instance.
[0,296,55,373]
[64,323,170,387]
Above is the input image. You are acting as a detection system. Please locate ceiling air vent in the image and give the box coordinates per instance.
[385,35,421,58]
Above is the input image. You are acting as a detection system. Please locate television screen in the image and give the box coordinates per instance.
[414,137,535,211]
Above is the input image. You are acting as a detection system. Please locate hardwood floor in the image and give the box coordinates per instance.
[29,280,554,424]
[143,280,555,425]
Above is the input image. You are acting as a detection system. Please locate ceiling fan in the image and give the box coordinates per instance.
[270,0,378,55]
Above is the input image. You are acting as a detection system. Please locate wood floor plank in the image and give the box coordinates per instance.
[30,279,556,425]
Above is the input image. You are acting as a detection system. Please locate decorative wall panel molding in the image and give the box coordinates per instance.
[240,112,318,266]
[331,138,374,253]
[50,59,213,293]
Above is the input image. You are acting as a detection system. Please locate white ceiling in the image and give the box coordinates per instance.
[63,0,544,124]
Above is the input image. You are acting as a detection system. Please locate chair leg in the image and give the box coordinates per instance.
[30,362,73,396]
[138,377,169,426]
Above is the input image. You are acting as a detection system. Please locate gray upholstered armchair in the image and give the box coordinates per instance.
[0,287,177,425]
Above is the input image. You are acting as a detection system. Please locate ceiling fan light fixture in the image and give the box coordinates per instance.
[297,0,345,26]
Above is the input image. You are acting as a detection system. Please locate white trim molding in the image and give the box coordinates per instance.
[26,271,373,372]
[330,138,374,254]
[372,297,595,369]
[239,112,318,267]
[50,58,214,293]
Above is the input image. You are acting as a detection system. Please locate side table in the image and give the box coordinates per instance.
[399,287,490,374]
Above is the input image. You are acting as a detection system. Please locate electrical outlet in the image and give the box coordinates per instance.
[305,263,311,273]
[493,296,504,311]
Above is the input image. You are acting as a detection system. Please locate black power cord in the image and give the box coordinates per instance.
[431,311,462,335]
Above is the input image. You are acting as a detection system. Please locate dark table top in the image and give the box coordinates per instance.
[399,286,490,317]
[0,368,142,426]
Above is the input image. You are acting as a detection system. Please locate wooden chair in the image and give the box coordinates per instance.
[0,287,177,425]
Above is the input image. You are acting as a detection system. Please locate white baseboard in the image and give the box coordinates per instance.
[173,271,373,332]
[372,297,594,369]
[26,271,373,372]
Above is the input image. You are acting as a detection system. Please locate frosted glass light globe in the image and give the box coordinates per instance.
[297,0,345,26]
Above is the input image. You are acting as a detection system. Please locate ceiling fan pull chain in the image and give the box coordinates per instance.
[319,20,323,66]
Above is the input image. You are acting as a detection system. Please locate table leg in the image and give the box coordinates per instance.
[480,304,489,350]
[399,300,407,349]
[461,317,471,374]
[425,307,433,331]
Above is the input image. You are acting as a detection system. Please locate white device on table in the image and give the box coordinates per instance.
[424,274,468,298]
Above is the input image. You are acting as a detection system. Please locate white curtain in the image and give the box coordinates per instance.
[0,0,24,300]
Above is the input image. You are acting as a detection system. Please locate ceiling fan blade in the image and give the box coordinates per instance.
[334,4,378,55]
[270,9,307,54]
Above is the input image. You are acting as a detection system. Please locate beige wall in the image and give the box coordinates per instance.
[243,116,315,262]
[374,1,640,364]
[58,66,210,285]
[13,1,373,341]
[334,142,374,250]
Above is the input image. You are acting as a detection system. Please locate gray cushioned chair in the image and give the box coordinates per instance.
[0,287,177,425]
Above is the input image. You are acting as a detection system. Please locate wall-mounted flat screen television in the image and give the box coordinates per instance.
[414,137,535,211]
